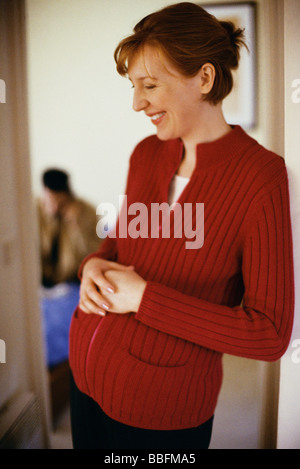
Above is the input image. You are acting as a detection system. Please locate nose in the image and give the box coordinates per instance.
[132,88,149,112]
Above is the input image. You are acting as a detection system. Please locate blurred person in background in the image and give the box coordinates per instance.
[38,168,100,287]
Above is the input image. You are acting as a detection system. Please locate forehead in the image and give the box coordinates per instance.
[128,44,180,81]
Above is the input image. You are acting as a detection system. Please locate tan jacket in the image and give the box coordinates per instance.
[38,198,101,286]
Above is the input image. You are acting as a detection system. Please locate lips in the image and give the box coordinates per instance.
[148,112,166,125]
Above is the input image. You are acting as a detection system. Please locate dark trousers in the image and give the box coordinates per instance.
[70,373,213,450]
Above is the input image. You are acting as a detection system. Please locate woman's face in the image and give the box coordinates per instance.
[128,45,207,146]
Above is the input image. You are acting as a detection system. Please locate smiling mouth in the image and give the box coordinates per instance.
[149,112,166,125]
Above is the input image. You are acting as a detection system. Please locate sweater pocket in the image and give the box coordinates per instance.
[127,322,197,368]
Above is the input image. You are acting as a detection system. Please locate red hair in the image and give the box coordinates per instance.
[114,2,247,104]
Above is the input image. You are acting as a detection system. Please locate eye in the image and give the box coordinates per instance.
[144,84,156,90]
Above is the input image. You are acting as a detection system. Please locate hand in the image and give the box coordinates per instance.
[79,257,136,315]
[102,269,147,314]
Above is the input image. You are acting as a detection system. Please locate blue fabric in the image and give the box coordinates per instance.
[41,282,80,367]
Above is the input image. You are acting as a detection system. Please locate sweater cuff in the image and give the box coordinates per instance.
[136,281,182,333]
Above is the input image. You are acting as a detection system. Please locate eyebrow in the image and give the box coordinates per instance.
[129,75,157,82]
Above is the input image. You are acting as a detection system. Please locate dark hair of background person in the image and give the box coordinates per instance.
[42,168,71,194]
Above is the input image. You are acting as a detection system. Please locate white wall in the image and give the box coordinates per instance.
[27,0,178,210]
[277,0,300,449]
[25,0,298,449]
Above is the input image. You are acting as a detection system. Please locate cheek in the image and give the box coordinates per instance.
[170,90,195,115]
[172,105,193,126]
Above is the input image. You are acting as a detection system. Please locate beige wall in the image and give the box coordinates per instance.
[24,0,299,448]
[277,0,300,449]
[0,0,50,447]
[27,0,171,209]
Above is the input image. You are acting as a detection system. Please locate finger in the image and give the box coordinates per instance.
[98,264,135,292]
[94,263,135,293]
[91,271,116,294]
[79,296,108,316]
[80,280,111,315]
[85,281,109,307]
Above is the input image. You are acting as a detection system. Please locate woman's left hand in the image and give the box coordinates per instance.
[102,268,147,314]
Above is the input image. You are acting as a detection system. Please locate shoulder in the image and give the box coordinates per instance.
[133,134,163,152]
[239,132,288,195]
[129,135,182,176]
[75,198,97,215]
[235,134,291,236]
[129,134,162,165]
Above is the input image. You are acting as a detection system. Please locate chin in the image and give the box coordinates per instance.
[156,129,176,142]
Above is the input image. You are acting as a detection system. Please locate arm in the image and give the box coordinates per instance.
[134,181,294,361]
[101,174,294,361]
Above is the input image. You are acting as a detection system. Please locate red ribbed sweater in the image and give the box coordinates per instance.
[69,126,294,430]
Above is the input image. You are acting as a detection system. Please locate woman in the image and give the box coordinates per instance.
[69,2,294,449]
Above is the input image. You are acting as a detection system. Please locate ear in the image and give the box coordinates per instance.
[198,63,215,95]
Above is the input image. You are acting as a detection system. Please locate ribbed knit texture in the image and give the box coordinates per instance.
[69,126,294,430]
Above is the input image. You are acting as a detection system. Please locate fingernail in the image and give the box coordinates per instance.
[97,310,106,316]
[107,287,114,293]
[102,303,109,310]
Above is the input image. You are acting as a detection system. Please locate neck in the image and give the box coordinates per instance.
[177,103,231,177]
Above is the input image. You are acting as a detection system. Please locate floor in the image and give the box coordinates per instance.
[49,402,73,449]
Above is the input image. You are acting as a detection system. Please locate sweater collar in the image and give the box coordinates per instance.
[164,125,255,173]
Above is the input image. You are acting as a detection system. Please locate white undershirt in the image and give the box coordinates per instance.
[168,174,190,205]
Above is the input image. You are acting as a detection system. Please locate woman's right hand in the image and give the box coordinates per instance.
[78,257,133,316]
